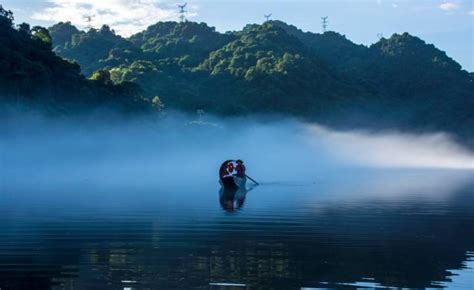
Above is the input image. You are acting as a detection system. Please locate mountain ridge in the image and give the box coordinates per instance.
[0,4,471,146]
[48,20,473,145]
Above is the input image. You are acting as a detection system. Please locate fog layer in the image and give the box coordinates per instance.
[2,113,473,190]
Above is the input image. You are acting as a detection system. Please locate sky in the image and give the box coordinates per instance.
[2,0,473,71]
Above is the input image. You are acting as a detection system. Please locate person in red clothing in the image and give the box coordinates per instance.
[235,159,246,178]
[219,159,247,188]
[219,160,233,179]
[219,160,245,178]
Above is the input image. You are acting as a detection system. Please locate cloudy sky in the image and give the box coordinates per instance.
[3,0,473,71]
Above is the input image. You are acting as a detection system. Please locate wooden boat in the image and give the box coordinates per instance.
[219,160,247,189]
[219,175,247,189]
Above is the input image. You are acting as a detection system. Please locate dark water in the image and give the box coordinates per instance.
[1,170,473,289]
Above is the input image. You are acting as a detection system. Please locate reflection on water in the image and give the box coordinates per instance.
[219,186,248,212]
[0,170,473,289]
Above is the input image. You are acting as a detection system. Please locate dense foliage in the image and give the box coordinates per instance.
[49,19,473,145]
[0,6,152,115]
[50,22,133,75]
[1,3,472,145]
[129,21,233,67]
[363,33,473,137]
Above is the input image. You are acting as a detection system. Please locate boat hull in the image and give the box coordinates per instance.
[219,176,247,189]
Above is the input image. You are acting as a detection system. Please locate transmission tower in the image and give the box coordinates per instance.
[178,3,187,22]
[264,13,272,22]
[321,16,328,32]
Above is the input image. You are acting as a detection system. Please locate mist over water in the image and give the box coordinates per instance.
[2,113,473,191]
[308,125,474,170]
[1,112,474,289]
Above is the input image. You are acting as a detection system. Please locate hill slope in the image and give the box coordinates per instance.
[6,12,472,145]
[0,7,152,115]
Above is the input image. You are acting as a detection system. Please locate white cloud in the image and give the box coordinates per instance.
[391,3,398,8]
[32,0,195,36]
[469,10,474,15]
[439,2,460,11]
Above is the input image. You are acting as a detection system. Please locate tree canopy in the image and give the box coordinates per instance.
[49,19,473,144]
[1,4,472,146]
[0,6,152,115]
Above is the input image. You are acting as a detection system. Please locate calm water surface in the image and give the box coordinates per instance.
[1,170,473,289]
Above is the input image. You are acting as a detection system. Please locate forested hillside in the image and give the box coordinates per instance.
[0,6,152,115]
[48,19,473,144]
[1,2,471,145]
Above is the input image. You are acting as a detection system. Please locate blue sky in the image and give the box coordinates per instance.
[2,0,473,71]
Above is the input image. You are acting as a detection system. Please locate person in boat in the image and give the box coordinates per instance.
[219,160,233,179]
[219,160,245,178]
[235,159,246,178]
[219,159,247,188]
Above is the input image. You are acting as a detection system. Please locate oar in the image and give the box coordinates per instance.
[245,174,259,185]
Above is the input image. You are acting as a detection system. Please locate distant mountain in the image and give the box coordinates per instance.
[49,21,80,49]
[48,19,472,145]
[269,20,370,77]
[49,22,133,75]
[2,2,472,145]
[195,23,362,116]
[0,6,152,115]
[365,33,473,137]
[129,21,234,67]
[50,22,364,115]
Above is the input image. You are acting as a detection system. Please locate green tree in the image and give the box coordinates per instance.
[0,6,153,115]
[17,22,30,35]
[89,70,113,85]
[32,26,52,48]
[0,5,13,27]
